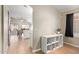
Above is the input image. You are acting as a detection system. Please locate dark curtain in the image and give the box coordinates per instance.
[65,13,73,37]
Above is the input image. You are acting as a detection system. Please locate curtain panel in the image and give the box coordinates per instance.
[65,13,73,37]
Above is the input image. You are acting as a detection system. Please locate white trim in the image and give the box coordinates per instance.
[32,48,41,53]
[64,42,79,48]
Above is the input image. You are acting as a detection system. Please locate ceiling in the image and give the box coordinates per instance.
[7,5,79,15]
[53,5,79,12]
[8,5,33,19]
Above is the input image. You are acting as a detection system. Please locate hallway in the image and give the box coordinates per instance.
[7,39,33,54]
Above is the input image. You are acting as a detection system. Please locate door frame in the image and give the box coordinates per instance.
[2,5,33,53]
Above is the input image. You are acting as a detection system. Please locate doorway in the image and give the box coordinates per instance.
[3,5,33,53]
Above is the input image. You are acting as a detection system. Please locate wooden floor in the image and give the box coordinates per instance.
[7,40,33,54]
[36,44,79,54]
[7,40,79,54]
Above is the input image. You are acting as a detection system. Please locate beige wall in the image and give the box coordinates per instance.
[61,8,79,47]
[0,6,2,53]
[60,13,66,35]
[31,5,62,50]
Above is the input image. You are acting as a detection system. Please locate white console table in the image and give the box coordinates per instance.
[41,34,63,53]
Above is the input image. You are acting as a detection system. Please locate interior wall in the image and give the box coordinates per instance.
[61,8,79,47]
[31,5,62,50]
[0,5,2,53]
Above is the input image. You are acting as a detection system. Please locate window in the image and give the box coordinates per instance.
[73,13,79,37]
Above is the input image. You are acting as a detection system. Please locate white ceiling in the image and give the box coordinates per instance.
[8,5,33,19]
[53,5,79,12]
[7,5,79,15]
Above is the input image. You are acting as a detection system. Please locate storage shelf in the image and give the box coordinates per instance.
[41,34,63,53]
[47,41,59,46]
[53,46,62,50]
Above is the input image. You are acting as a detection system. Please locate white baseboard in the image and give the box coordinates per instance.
[64,42,79,48]
[32,48,41,53]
